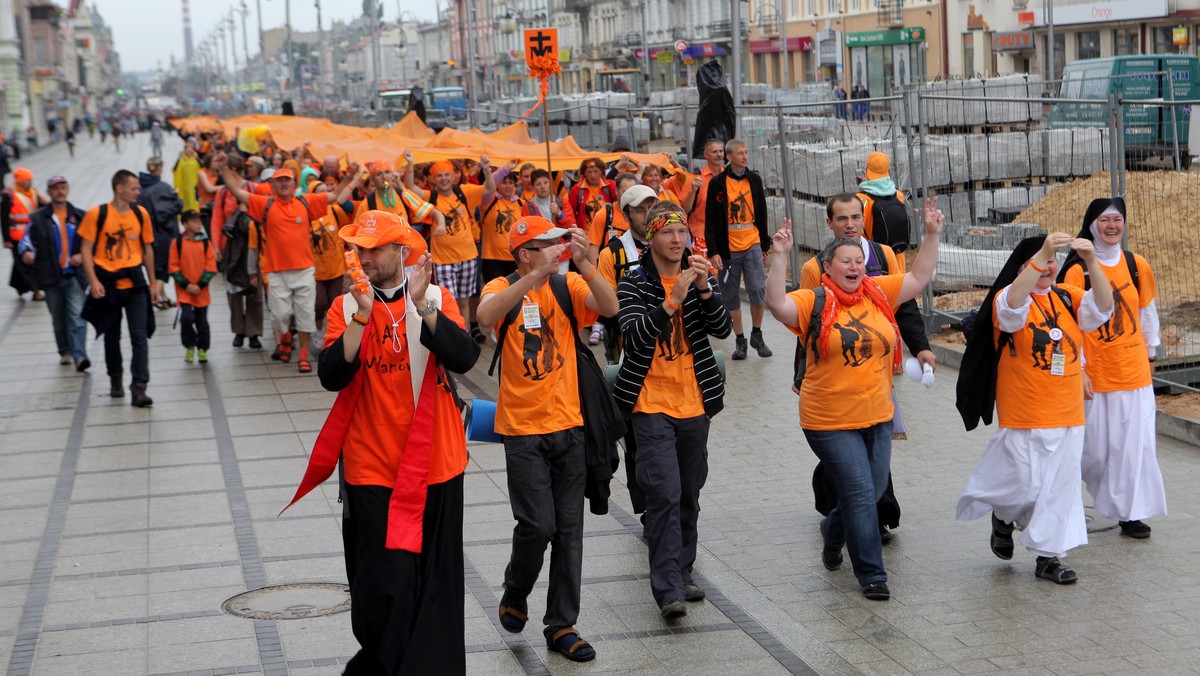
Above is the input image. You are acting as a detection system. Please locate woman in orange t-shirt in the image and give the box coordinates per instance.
[764,200,944,602]
[1057,197,1166,539]
[955,233,1113,586]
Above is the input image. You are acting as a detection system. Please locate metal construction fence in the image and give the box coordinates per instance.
[462,76,1198,383]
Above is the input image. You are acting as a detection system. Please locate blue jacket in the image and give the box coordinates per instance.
[19,202,86,287]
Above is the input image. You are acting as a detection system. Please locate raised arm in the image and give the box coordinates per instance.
[765,221,798,327]
[897,196,945,305]
[1006,232,1073,309]
[330,162,362,205]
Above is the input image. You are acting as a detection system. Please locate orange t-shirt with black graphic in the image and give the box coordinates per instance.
[77,204,154,290]
[311,202,352,282]
[168,234,218,307]
[588,204,627,246]
[578,184,611,224]
[786,274,904,430]
[1062,257,1156,393]
[482,273,593,436]
[423,184,484,265]
[724,175,759,252]
[994,285,1087,429]
[324,289,469,487]
[633,275,705,418]
[480,197,523,262]
[247,193,331,273]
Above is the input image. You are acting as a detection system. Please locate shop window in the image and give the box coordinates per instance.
[1077,31,1100,60]
[1153,26,1175,53]
[1114,28,1139,56]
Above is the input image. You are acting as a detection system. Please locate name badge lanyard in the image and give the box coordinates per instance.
[1033,293,1067,376]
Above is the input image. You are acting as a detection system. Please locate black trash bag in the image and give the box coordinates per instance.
[407,86,427,123]
[281,101,295,116]
[691,61,737,159]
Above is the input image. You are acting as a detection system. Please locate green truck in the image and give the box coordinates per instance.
[1052,54,1199,168]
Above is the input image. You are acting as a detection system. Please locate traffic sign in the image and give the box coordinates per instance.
[674,39,688,54]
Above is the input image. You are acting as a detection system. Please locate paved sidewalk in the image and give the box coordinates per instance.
[1,131,1198,675]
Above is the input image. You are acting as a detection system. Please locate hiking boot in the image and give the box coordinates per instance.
[184,347,195,363]
[659,599,687,619]
[232,334,245,347]
[862,582,891,601]
[750,329,773,358]
[197,349,208,363]
[684,582,706,601]
[109,375,125,398]
[130,384,153,408]
[732,335,748,360]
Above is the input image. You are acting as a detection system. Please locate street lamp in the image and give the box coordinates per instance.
[397,43,408,87]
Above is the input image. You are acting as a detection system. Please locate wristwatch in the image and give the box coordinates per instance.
[416,300,438,318]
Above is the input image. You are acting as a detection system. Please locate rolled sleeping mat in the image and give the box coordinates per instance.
[465,398,502,443]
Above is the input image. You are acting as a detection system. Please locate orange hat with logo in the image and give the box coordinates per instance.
[370,159,393,175]
[508,215,569,252]
[270,167,296,181]
[13,168,33,183]
[339,210,426,265]
[428,160,455,177]
[864,152,891,181]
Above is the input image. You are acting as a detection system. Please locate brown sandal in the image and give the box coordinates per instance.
[545,627,595,662]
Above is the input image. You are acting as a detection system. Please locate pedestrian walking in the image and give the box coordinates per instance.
[857,152,912,267]
[210,155,263,349]
[476,215,619,663]
[612,201,732,619]
[1057,197,1167,539]
[18,175,89,369]
[764,198,945,601]
[955,233,1115,585]
[150,121,165,159]
[3,167,50,299]
[287,210,479,674]
[705,138,772,361]
[138,156,185,309]
[168,211,216,364]
[78,170,157,407]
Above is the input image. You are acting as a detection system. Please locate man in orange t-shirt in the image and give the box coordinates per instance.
[477,215,618,663]
[611,201,731,619]
[704,138,772,361]
[220,162,361,373]
[78,170,157,407]
[315,210,479,672]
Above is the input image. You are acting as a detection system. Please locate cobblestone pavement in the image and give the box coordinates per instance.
[2,131,1198,676]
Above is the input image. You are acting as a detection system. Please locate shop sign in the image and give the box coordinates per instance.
[1173,27,1188,46]
[992,31,1034,51]
[845,27,926,47]
[656,51,674,63]
[749,37,815,53]
[1028,0,1167,26]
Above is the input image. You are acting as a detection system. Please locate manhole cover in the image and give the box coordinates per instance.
[222,583,351,620]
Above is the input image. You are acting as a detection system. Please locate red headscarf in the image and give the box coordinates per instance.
[817,273,902,371]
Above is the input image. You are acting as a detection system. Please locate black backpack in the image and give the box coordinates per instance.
[1057,250,1139,292]
[868,193,911,254]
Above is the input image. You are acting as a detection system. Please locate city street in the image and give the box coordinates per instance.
[1,131,1198,676]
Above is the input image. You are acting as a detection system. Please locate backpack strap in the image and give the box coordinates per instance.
[367,192,377,211]
[1123,250,1139,291]
[487,272,525,377]
[547,274,584,349]
[605,203,613,230]
[808,287,826,363]
[867,240,889,275]
[1051,285,1074,317]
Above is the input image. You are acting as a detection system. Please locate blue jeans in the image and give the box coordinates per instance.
[804,421,893,587]
[42,275,88,361]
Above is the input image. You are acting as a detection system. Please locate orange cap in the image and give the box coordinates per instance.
[370,160,393,175]
[864,152,891,181]
[509,215,569,252]
[339,210,427,265]
[13,168,33,182]
[428,160,455,177]
[270,167,296,181]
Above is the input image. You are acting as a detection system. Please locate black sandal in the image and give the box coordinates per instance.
[1035,556,1078,585]
[545,627,596,662]
[497,586,527,634]
[990,513,1014,560]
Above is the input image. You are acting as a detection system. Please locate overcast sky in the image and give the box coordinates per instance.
[98,0,439,72]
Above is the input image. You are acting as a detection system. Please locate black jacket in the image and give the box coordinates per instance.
[703,166,770,260]
[137,171,184,239]
[613,250,732,418]
[23,202,85,288]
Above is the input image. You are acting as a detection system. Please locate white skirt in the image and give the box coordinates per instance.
[1083,386,1168,522]
[956,426,1088,558]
